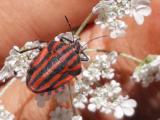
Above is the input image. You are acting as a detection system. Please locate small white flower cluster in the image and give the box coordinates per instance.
[0,105,15,120]
[0,41,47,82]
[73,52,137,119]
[92,0,151,38]
[82,51,118,84]
[132,55,160,87]
[88,82,137,119]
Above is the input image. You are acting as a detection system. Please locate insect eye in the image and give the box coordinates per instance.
[28,68,34,74]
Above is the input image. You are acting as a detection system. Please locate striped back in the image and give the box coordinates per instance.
[26,40,81,93]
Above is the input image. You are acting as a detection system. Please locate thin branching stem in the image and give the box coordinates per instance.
[84,48,143,64]
[0,78,16,97]
[68,82,77,116]
[120,52,142,64]
[75,12,93,36]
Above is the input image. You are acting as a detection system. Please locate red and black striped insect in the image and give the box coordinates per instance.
[26,33,89,93]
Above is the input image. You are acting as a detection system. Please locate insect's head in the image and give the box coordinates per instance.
[72,38,82,53]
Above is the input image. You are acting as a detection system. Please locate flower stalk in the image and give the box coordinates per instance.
[84,48,143,64]
[120,52,142,64]
[0,78,16,97]
[75,12,93,36]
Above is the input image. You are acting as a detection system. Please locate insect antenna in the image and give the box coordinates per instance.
[81,35,109,51]
[64,16,75,42]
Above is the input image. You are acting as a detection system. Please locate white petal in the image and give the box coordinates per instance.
[88,104,97,112]
[137,5,151,16]
[133,11,144,25]
[114,106,124,119]
[72,115,83,120]
[121,99,137,108]
[123,107,135,117]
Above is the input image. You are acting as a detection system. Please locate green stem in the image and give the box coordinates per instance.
[75,12,93,36]
[119,52,142,64]
[84,48,143,64]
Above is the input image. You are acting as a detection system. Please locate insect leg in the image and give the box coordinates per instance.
[61,36,73,43]
[80,51,89,61]
[17,46,43,54]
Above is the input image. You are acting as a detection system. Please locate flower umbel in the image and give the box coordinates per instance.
[132,55,160,87]
[73,52,137,119]
[92,0,151,38]
[0,41,47,82]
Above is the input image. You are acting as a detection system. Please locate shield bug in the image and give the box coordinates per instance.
[26,32,89,93]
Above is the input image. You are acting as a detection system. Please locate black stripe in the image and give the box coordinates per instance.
[69,68,81,76]
[35,51,76,90]
[29,41,65,75]
[35,73,68,93]
[48,40,56,52]
[48,40,65,53]
[30,46,73,85]
[49,72,69,91]
[69,56,81,69]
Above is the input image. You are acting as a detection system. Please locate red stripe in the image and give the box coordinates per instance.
[32,48,48,67]
[54,75,73,88]
[50,41,60,51]
[37,54,79,91]
[32,48,74,89]
[70,63,81,72]
[29,45,68,84]
[32,41,60,67]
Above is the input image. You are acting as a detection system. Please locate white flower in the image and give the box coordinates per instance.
[0,105,15,120]
[0,41,47,82]
[92,0,151,38]
[109,20,127,39]
[87,80,122,112]
[113,96,137,119]
[72,115,83,120]
[50,107,72,120]
[132,55,160,87]
[131,0,151,25]
[71,52,137,120]
[74,79,92,96]
[73,94,88,109]
[85,80,137,119]
[92,0,130,38]
[82,67,101,84]
[101,68,115,79]
[87,103,97,112]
